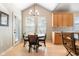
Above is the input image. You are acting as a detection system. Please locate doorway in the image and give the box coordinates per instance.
[12,13,19,45]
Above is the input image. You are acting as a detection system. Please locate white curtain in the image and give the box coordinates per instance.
[25,16,46,35]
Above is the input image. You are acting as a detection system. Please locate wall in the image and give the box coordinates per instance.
[0,3,22,53]
[22,4,52,41]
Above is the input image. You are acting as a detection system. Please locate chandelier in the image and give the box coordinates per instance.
[29,4,39,16]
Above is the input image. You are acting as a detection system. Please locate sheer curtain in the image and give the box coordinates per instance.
[25,16,35,36]
[25,16,46,36]
[37,16,46,35]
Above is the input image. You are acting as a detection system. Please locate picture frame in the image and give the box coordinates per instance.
[0,11,9,26]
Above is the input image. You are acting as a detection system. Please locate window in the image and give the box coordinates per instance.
[37,17,46,34]
[25,16,46,35]
[25,16,35,35]
[74,16,79,39]
[74,16,79,27]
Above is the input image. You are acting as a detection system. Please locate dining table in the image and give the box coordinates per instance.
[24,34,45,39]
[23,34,46,46]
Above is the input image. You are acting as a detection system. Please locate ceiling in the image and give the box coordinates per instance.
[8,3,79,12]
[12,3,58,11]
[53,3,79,12]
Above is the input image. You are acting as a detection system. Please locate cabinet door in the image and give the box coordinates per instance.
[54,33,62,44]
[53,13,58,27]
[57,13,63,27]
[67,13,73,26]
[53,12,73,27]
[63,13,68,27]
[53,13,63,27]
[63,13,73,27]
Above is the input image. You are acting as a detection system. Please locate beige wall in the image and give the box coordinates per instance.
[0,3,22,53]
[22,4,52,41]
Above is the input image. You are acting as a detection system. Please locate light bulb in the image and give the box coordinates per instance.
[37,12,39,16]
[35,10,38,13]
[28,9,39,16]
[35,10,39,16]
[29,10,33,15]
[30,10,32,12]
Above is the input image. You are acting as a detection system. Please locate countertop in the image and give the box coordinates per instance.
[52,26,79,32]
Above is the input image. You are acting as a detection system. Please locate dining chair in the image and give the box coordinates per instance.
[62,32,79,56]
[28,35,39,53]
[38,34,46,46]
[23,34,29,47]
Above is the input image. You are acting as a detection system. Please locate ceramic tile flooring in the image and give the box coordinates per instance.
[1,41,68,56]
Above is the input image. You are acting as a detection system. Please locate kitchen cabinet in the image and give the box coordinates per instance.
[57,13,63,27]
[53,13,58,27]
[54,33,62,44]
[53,12,73,27]
[63,12,73,27]
[53,12,73,44]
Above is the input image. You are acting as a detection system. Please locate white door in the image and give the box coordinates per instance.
[12,13,19,45]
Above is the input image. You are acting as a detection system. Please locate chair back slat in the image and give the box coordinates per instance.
[28,35,38,43]
[62,32,79,55]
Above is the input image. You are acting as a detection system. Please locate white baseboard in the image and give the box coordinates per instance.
[0,40,22,56]
[0,46,14,56]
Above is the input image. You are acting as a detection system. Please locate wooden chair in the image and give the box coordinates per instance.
[28,35,39,53]
[38,34,46,46]
[23,34,29,47]
[62,32,79,56]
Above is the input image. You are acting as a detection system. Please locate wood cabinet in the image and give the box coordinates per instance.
[63,12,73,26]
[53,13,58,27]
[57,13,63,27]
[53,12,73,44]
[53,12,73,27]
[54,33,62,44]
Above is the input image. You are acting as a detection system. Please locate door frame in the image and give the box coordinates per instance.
[12,12,20,46]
